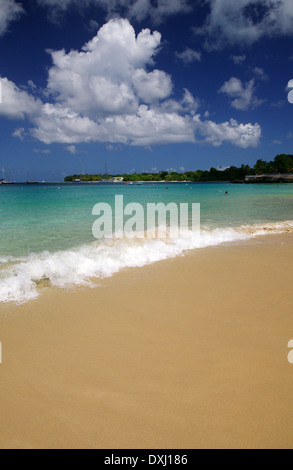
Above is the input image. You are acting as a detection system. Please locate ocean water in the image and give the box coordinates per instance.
[1,181,293,304]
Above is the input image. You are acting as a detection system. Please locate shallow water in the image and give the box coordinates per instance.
[0,182,292,303]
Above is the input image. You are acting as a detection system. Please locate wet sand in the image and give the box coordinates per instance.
[1,234,293,449]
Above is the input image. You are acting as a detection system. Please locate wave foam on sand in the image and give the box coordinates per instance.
[1,220,293,304]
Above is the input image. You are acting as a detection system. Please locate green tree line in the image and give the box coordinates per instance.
[64,154,293,183]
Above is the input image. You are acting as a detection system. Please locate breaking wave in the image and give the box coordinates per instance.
[1,220,293,304]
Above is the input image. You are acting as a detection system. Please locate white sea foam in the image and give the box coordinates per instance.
[0,255,17,265]
[1,220,293,304]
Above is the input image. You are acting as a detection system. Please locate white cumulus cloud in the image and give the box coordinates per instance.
[219,77,265,111]
[132,69,173,103]
[1,18,261,150]
[46,19,162,118]
[196,117,261,148]
[0,77,42,119]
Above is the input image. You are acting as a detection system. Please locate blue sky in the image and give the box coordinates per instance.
[0,0,293,181]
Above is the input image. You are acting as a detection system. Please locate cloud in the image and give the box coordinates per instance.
[27,80,37,90]
[106,144,122,151]
[65,145,78,154]
[31,103,197,146]
[0,77,42,119]
[102,106,197,146]
[132,69,173,103]
[87,19,99,32]
[12,127,25,140]
[32,19,198,146]
[219,77,265,111]
[37,0,192,24]
[175,48,202,64]
[252,67,268,81]
[196,117,261,148]
[33,148,51,154]
[31,100,261,149]
[46,19,162,119]
[231,55,246,65]
[128,0,193,23]
[270,100,286,108]
[196,0,293,50]
[0,0,24,36]
[1,18,261,150]
[153,88,200,115]
[31,104,101,145]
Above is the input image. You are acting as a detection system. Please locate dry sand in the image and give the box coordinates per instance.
[1,234,293,449]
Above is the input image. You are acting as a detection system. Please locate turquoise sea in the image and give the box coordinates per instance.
[0,181,293,303]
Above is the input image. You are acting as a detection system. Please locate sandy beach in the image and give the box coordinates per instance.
[0,233,293,449]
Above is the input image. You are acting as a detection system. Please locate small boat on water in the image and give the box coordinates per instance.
[0,180,15,184]
[1,170,15,184]
[26,181,38,184]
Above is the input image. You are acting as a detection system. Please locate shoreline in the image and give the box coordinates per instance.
[1,233,293,448]
[1,220,293,305]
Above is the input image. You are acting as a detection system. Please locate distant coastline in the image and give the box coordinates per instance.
[64,154,293,184]
[245,174,293,183]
